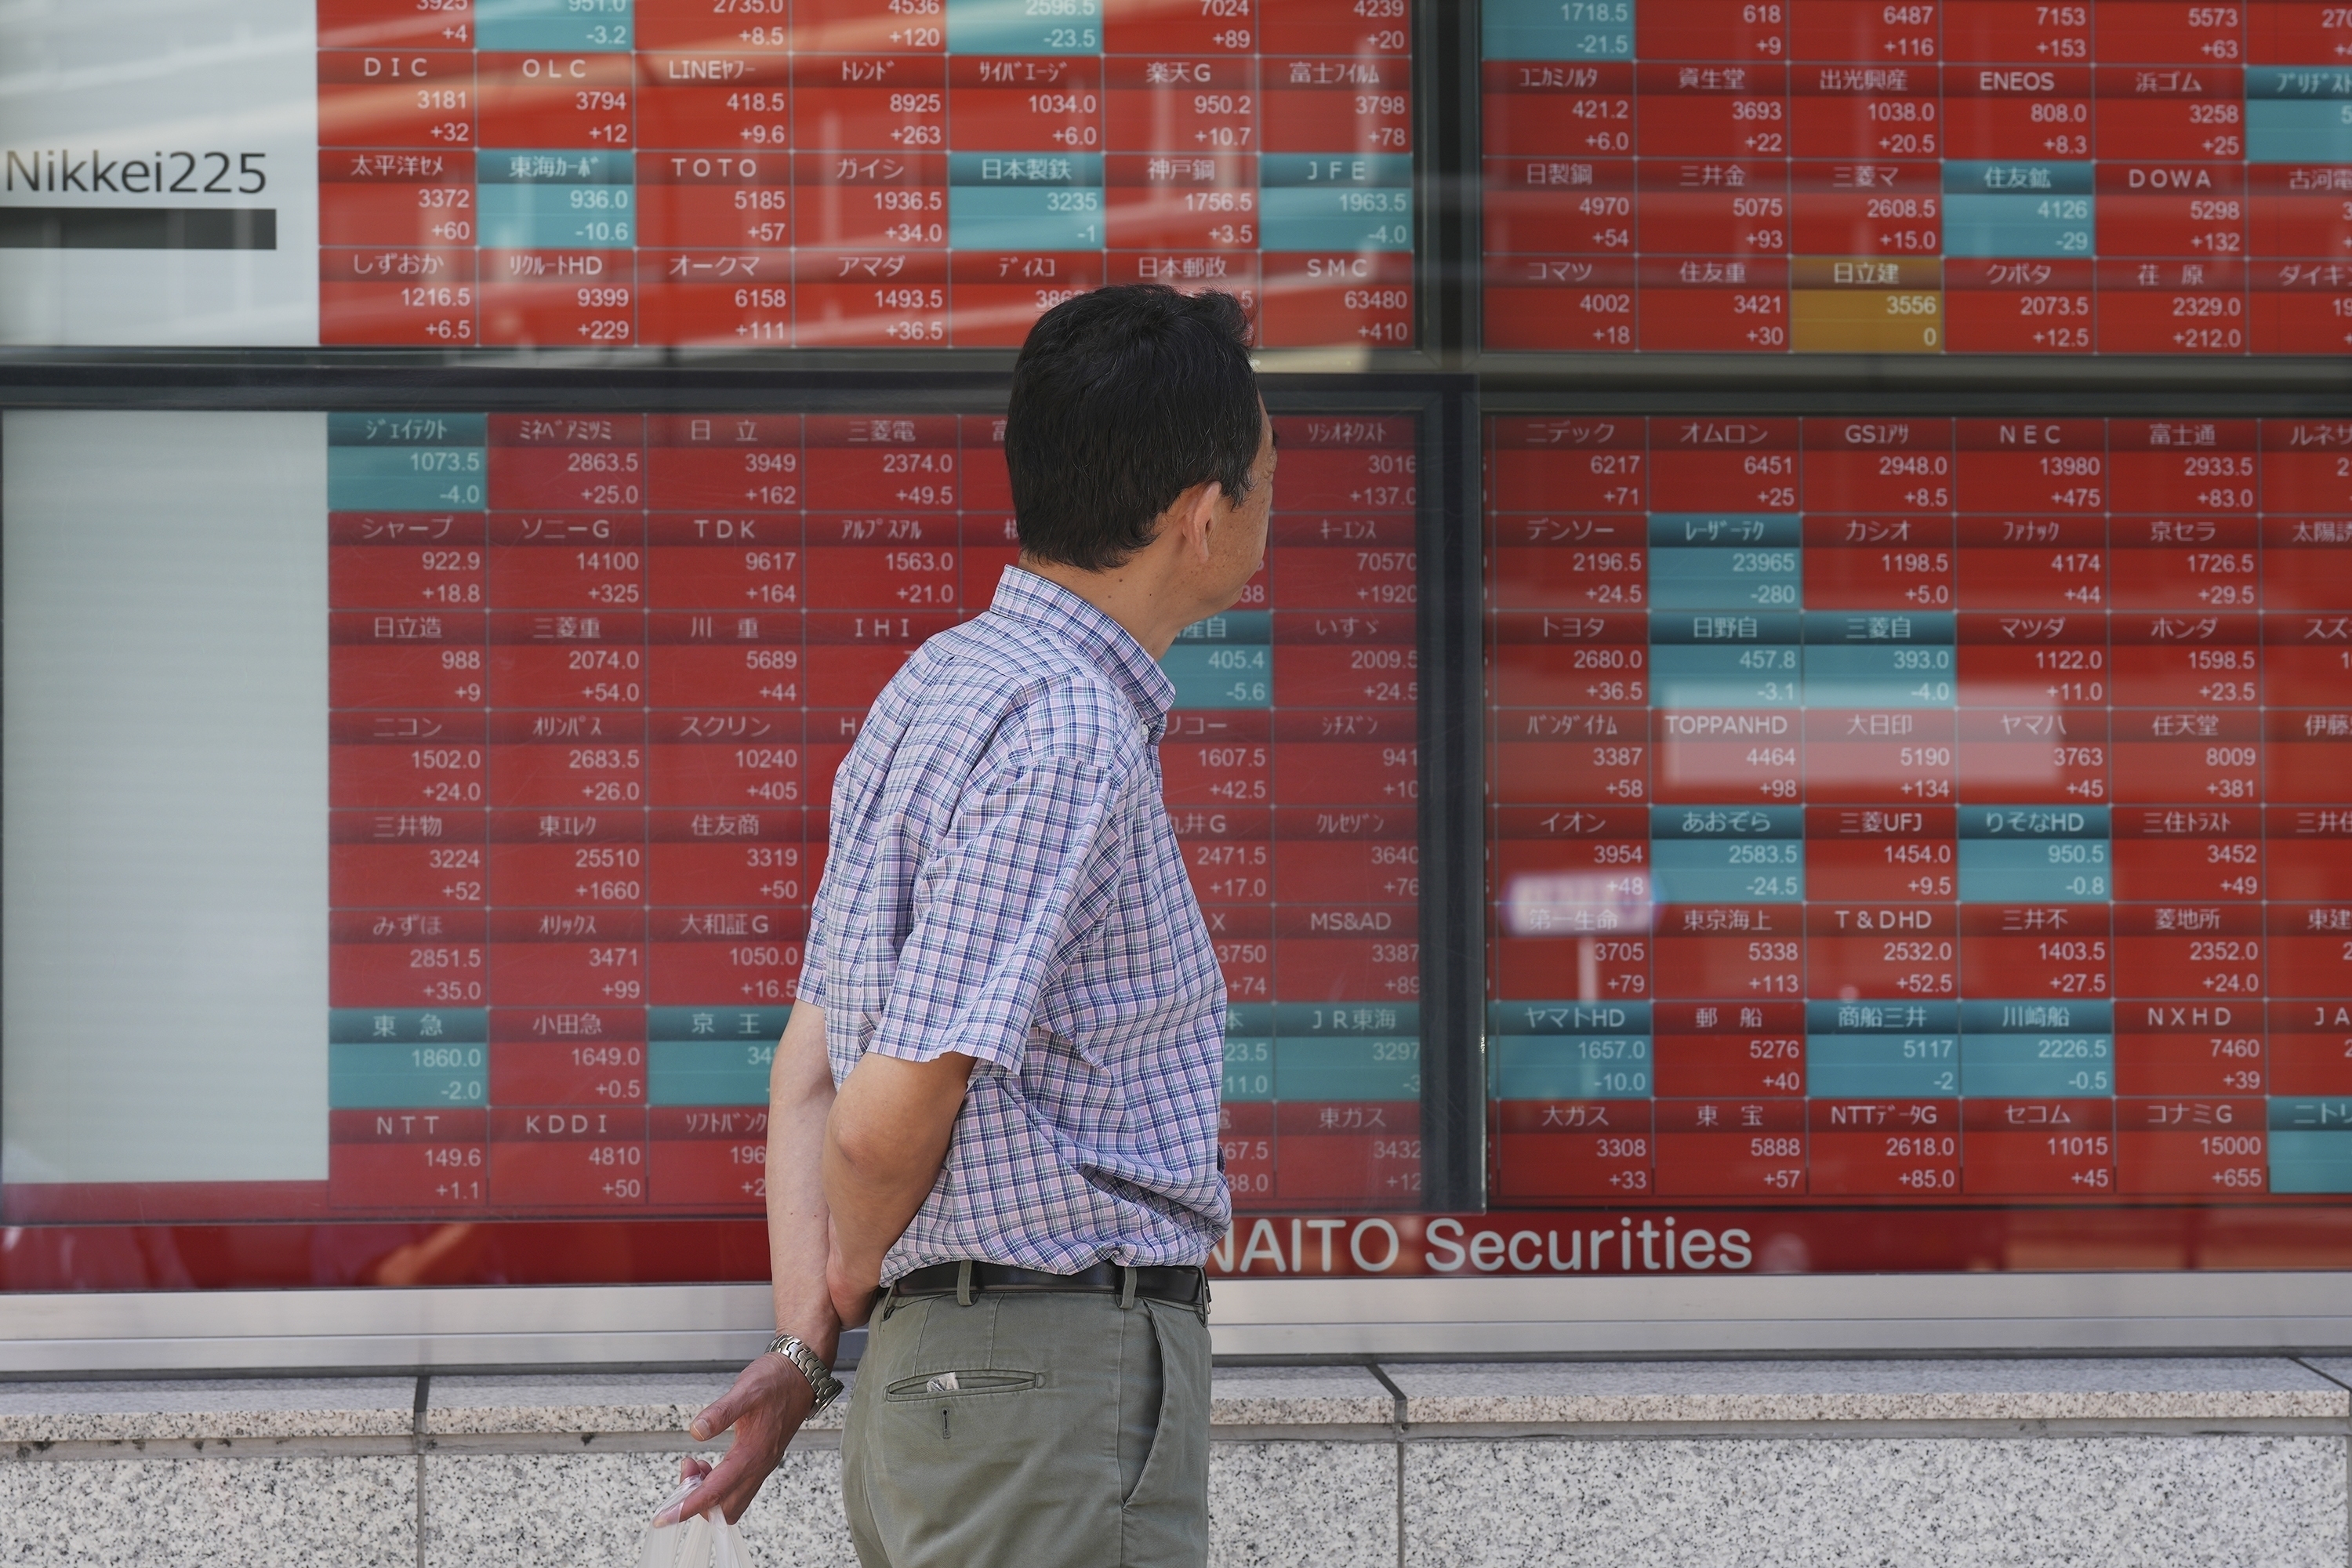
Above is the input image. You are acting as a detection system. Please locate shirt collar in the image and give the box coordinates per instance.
[989,566,1177,741]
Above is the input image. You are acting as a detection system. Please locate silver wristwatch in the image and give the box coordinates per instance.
[767,1332,844,1412]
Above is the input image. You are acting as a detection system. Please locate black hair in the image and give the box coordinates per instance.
[1004,285,1263,572]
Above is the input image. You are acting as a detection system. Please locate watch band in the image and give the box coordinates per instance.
[767,1332,844,1413]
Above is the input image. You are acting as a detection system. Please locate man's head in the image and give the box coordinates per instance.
[1006,286,1269,602]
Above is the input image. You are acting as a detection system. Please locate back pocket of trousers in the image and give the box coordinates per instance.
[883,1369,1040,1400]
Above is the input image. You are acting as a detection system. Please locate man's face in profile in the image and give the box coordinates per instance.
[1207,403,1276,612]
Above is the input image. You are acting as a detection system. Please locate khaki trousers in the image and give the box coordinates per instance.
[841,1283,1210,1568]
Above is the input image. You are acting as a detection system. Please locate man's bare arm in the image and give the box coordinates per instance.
[822,1050,977,1325]
[664,1001,838,1524]
[759,1001,845,1367]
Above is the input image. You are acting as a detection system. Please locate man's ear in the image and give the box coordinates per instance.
[1176,479,1225,563]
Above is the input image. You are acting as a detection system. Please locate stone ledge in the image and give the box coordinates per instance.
[0,1377,415,1443]
[1385,1357,2352,1426]
[419,1363,1392,1439]
[424,1372,811,1438]
[1209,1365,1396,1428]
[1391,1417,2352,1441]
[421,1366,1397,1440]
[3,1359,2341,1449]
[2300,1356,2352,1391]
[12,1436,426,1462]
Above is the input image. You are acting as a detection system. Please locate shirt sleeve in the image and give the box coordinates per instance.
[868,750,1127,1073]
[795,766,865,1012]
[795,906,830,1011]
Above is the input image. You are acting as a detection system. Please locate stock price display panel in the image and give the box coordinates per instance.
[328,409,1421,1218]
[1489,415,2352,1265]
[317,0,1414,348]
[1483,2,2352,353]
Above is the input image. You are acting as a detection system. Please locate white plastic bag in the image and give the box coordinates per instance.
[637,1478,753,1568]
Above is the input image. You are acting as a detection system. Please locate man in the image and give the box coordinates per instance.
[664,284,1272,1567]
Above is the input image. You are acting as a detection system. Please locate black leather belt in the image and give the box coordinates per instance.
[890,1261,1207,1306]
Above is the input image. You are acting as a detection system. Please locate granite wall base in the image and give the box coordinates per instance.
[0,1454,416,1568]
[423,1450,848,1568]
[1403,1434,2349,1568]
[5,1362,2349,1568]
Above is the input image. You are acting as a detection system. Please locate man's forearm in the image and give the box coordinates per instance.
[666,1000,839,1519]
[822,1050,975,1299]
[766,1001,842,1363]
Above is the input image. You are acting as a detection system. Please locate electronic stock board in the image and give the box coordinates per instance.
[1482,412,2352,1274]
[0,0,1415,348]
[0,402,1436,1283]
[8,1,2352,1296]
[1483,2,2352,353]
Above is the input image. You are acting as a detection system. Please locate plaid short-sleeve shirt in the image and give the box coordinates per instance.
[799,567,1229,1279]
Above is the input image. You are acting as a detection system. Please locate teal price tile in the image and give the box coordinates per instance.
[1492,1033,1652,1099]
[1955,840,2109,902]
[1160,641,1270,707]
[477,151,633,249]
[328,445,487,511]
[1483,0,1632,60]
[1649,807,1804,903]
[648,1039,771,1106]
[1650,837,1804,902]
[1258,154,1413,252]
[1959,1030,2112,1098]
[2267,1098,2352,1193]
[949,183,1105,249]
[946,0,1101,54]
[1649,643,1803,707]
[1646,548,1802,610]
[1275,1036,1420,1102]
[477,0,632,50]
[2247,72,2352,163]
[1222,1036,1274,1102]
[1258,185,1413,252]
[330,1040,487,1109]
[2267,1142,2352,1193]
[1802,645,1956,708]
[1956,807,2109,902]
[1941,193,2094,258]
[946,158,1101,248]
[1805,1032,1958,1098]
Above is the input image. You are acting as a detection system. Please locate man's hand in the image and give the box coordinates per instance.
[657,1354,819,1526]
[662,1000,840,1527]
